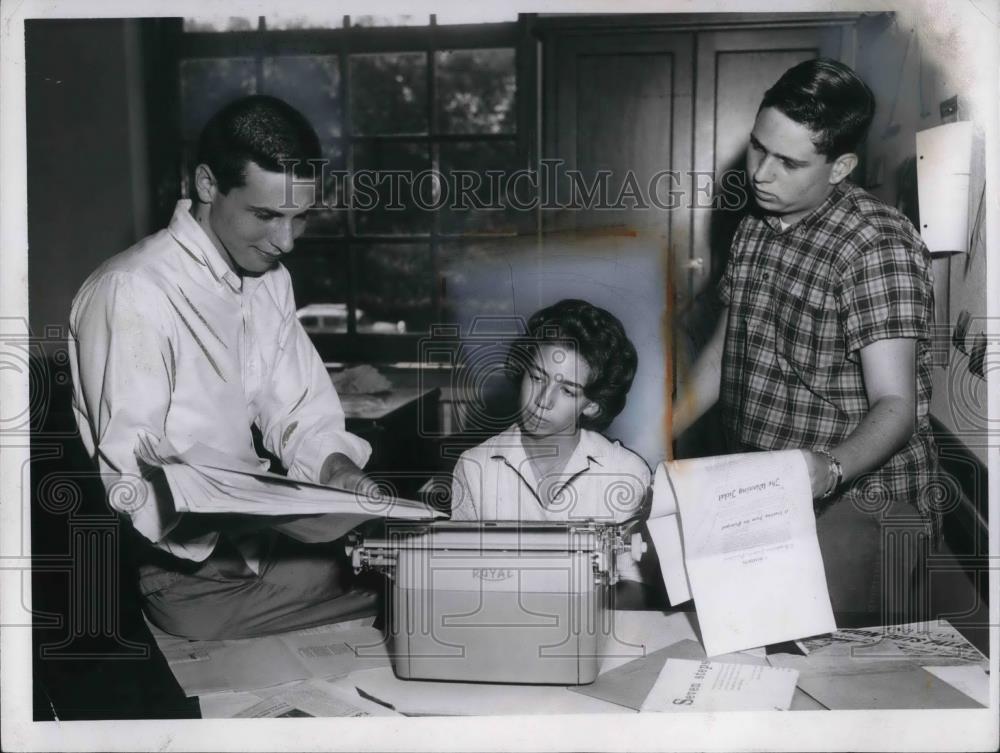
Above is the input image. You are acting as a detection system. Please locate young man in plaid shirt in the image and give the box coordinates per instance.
[674,59,939,620]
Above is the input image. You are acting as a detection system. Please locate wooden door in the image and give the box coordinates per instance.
[691,26,855,297]
[541,32,694,465]
[544,32,694,243]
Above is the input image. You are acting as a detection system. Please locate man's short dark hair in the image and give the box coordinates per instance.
[506,299,638,432]
[195,94,322,194]
[760,58,875,160]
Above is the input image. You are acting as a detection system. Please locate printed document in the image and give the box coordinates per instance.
[640,658,799,712]
[575,638,769,710]
[648,450,835,656]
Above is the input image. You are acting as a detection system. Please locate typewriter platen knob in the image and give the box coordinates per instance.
[630,532,647,563]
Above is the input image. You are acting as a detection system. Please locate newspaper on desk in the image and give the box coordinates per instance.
[767,620,988,678]
[647,450,836,656]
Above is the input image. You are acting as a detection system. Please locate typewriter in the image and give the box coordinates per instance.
[348,520,644,685]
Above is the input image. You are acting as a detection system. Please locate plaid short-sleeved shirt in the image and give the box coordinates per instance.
[717,181,939,519]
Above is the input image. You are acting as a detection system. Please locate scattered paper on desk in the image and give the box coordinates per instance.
[640,658,799,712]
[347,667,624,716]
[650,451,835,656]
[768,620,988,678]
[159,640,224,665]
[598,610,699,674]
[824,621,986,663]
[331,364,393,394]
[199,691,267,719]
[796,667,982,710]
[274,679,398,717]
[234,696,313,718]
[137,437,442,522]
[236,679,399,718]
[279,626,390,677]
[151,618,393,698]
[575,638,769,710]
[168,637,306,697]
[922,665,990,708]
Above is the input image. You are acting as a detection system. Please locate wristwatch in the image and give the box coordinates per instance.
[815,449,843,500]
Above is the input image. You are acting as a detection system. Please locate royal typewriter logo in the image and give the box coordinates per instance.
[472,568,516,581]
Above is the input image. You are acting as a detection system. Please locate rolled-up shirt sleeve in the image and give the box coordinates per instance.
[69,272,218,560]
[256,313,371,484]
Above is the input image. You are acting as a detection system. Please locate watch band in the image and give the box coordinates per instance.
[815,449,843,500]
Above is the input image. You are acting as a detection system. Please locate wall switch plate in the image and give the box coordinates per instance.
[940,95,959,123]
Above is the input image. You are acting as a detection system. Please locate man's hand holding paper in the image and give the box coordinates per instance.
[320,452,382,498]
[136,436,441,523]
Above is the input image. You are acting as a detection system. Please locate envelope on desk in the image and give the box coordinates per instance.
[796,667,986,710]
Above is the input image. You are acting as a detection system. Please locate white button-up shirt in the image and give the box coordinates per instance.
[450,425,651,580]
[69,200,370,562]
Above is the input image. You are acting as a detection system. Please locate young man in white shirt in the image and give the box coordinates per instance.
[70,95,382,639]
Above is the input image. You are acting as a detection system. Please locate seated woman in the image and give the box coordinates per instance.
[450,298,651,584]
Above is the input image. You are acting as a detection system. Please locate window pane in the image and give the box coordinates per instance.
[262,57,346,234]
[438,140,526,235]
[183,16,258,32]
[180,58,256,139]
[436,49,516,134]
[263,56,342,141]
[355,244,434,333]
[438,240,523,323]
[350,15,428,27]
[282,243,350,318]
[350,53,428,135]
[265,13,345,30]
[308,141,347,236]
[353,142,431,235]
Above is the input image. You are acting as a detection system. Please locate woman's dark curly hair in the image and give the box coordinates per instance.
[506,299,638,432]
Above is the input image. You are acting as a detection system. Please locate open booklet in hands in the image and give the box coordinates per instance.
[135,435,442,524]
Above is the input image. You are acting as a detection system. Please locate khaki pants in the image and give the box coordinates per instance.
[139,532,381,640]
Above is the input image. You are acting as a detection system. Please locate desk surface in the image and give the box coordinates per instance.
[151,609,987,718]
